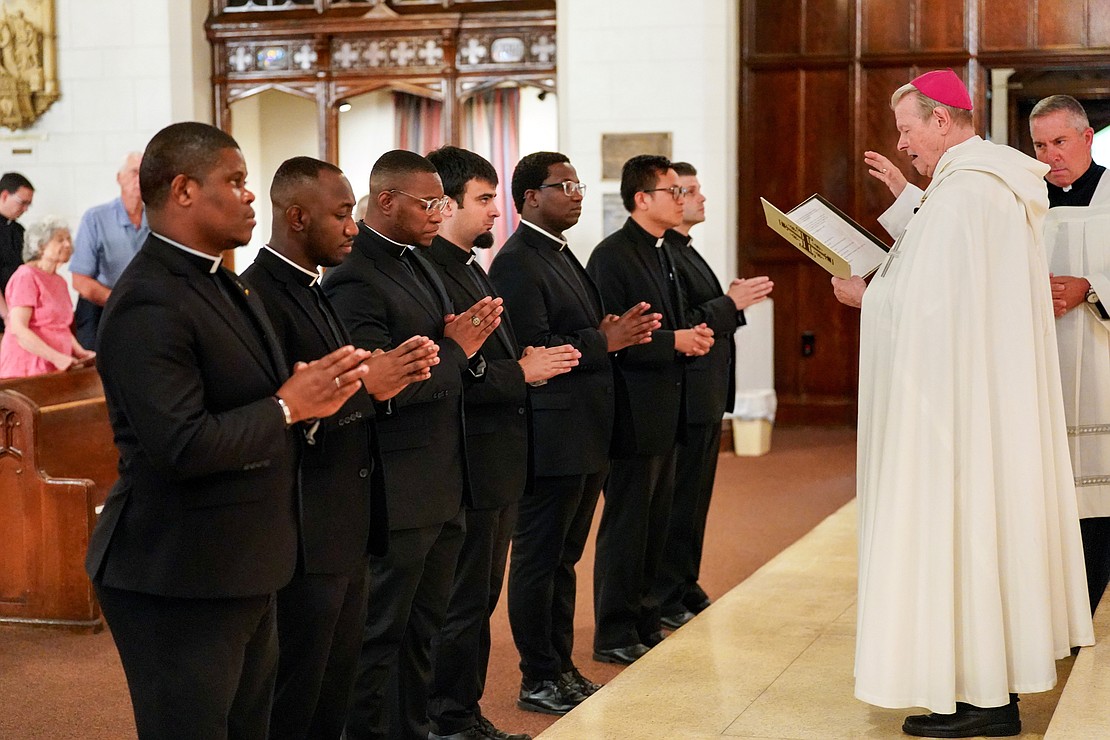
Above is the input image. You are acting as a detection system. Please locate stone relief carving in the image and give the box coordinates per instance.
[0,0,58,130]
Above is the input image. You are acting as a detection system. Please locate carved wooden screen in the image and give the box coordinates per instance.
[206,0,555,160]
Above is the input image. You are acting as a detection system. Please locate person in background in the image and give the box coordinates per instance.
[70,152,149,349]
[0,171,35,330]
[0,216,94,378]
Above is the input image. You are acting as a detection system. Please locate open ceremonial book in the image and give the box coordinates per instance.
[761,194,890,279]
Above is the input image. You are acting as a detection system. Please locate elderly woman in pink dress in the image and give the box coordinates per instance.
[0,216,95,378]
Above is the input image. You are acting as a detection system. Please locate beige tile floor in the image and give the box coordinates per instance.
[540,500,1092,740]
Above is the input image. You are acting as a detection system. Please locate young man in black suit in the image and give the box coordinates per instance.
[242,157,440,739]
[490,152,660,715]
[654,162,773,628]
[423,146,580,740]
[85,122,370,739]
[586,155,715,665]
[323,150,503,740]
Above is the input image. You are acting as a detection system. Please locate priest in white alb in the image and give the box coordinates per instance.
[1032,94,1110,613]
[831,70,1094,739]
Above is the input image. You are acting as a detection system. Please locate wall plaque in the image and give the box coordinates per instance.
[0,0,58,131]
[600,132,672,180]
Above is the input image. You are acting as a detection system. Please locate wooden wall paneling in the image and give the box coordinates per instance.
[978,0,1031,50]
[803,0,851,55]
[1091,0,1110,47]
[741,70,803,264]
[802,70,852,206]
[919,0,968,51]
[1037,0,1088,48]
[862,0,914,54]
[789,68,858,421]
[747,0,801,56]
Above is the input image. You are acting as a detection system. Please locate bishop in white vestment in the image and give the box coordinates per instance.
[833,70,1093,738]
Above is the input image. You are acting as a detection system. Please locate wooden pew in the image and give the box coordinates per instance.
[0,365,117,631]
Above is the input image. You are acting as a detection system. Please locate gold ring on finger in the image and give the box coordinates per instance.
[471,315,482,326]
[334,377,342,388]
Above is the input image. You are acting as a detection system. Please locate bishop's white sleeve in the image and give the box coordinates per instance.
[878,184,925,240]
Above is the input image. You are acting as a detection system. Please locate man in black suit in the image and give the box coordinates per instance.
[242,157,440,739]
[490,152,661,714]
[0,171,34,330]
[323,149,503,740]
[423,146,580,740]
[586,155,715,665]
[85,122,370,740]
[653,162,773,629]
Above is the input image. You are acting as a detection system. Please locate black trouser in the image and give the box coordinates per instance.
[1081,515,1110,613]
[74,296,103,350]
[593,450,677,649]
[270,558,370,740]
[345,511,465,740]
[653,421,721,615]
[95,583,277,740]
[428,503,517,734]
[507,470,605,681]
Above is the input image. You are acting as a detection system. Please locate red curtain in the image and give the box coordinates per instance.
[462,87,520,265]
[393,91,443,156]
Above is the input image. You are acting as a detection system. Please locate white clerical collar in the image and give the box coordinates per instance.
[465,252,477,265]
[367,225,415,257]
[654,237,665,249]
[263,244,322,284]
[521,219,569,251]
[153,231,223,273]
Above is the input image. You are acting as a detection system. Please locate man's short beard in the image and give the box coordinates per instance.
[473,231,495,250]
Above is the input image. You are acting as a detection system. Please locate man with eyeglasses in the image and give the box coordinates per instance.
[0,171,34,331]
[323,149,504,740]
[423,145,582,740]
[586,154,715,665]
[490,152,660,715]
[653,162,773,630]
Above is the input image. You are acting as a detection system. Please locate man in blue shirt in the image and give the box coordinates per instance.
[71,152,149,348]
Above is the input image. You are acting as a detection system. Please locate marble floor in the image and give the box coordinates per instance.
[539,500,1093,740]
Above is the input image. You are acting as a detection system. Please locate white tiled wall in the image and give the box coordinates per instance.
[557,0,740,287]
[0,0,210,246]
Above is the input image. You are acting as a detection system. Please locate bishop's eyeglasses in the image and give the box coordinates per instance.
[641,185,689,202]
[387,189,451,214]
[536,180,588,197]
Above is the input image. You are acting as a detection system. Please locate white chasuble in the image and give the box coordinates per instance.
[854,137,1094,714]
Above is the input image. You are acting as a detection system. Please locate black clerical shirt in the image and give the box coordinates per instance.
[1048,163,1107,208]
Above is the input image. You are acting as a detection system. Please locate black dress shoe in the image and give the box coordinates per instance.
[902,696,1020,738]
[661,610,696,629]
[559,666,602,696]
[429,726,486,740]
[641,630,666,648]
[475,714,532,740]
[683,593,712,614]
[593,643,650,665]
[517,678,579,715]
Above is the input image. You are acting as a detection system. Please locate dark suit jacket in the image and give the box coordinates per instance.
[425,236,528,509]
[242,248,388,571]
[322,222,470,530]
[86,235,297,598]
[489,223,613,477]
[586,218,684,458]
[665,229,743,425]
